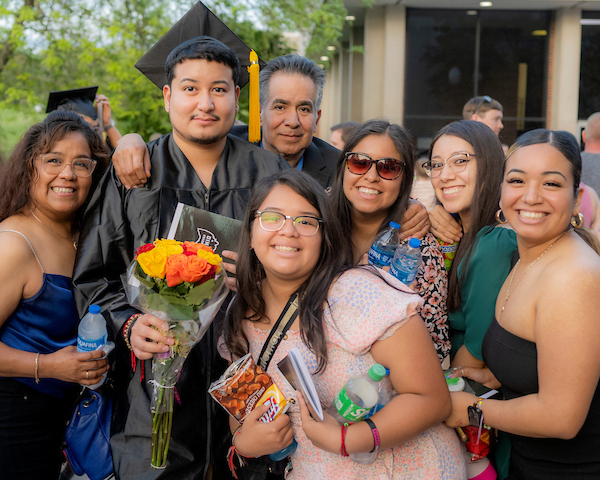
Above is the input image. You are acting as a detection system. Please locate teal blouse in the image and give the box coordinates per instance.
[449,225,518,360]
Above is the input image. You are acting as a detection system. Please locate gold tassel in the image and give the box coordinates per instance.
[247,50,261,143]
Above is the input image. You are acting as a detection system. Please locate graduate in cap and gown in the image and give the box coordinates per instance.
[46,86,123,148]
[72,2,288,479]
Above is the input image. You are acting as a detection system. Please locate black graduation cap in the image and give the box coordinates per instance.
[46,86,98,119]
[135,1,266,90]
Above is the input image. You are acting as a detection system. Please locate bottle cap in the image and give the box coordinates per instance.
[88,305,101,314]
[408,238,421,249]
[389,221,401,230]
[368,363,386,382]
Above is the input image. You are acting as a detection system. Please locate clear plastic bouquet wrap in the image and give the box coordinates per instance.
[123,239,229,469]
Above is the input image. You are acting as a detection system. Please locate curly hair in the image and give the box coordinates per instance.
[0,111,110,227]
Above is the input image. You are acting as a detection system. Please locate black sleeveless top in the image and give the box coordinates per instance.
[483,317,600,479]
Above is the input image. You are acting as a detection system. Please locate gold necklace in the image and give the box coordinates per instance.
[500,231,567,317]
[30,209,77,250]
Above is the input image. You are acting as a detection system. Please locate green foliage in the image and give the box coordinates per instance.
[0,0,345,149]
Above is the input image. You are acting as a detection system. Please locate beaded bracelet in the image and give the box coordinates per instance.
[340,423,349,457]
[122,313,141,352]
[365,418,381,452]
[475,398,490,430]
[34,352,40,384]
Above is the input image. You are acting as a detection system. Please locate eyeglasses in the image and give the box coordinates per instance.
[345,152,405,180]
[473,95,493,115]
[39,154,97,178]
[255,210,323,236]
[422,153,475,178]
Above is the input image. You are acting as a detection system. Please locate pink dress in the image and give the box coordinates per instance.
[220,268,466,479]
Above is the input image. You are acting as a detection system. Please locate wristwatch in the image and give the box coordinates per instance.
[104,119,115,132]
[467,398,484,427]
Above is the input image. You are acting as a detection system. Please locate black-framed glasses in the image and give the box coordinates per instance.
[255,210,323,236]
[345,152,405,180]
[422,153,475,178]
[473,95,493,115]
[39,154,97,178]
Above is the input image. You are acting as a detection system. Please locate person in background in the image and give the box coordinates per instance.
[220,169,465,479]
[46,86,123,148]
[581,112,600,196]
[462,95,504,137]
[329,120,451,363]
[446,129,600,479]
[0,111,109,479]
[411,154,436,211]
[330,121,360,150]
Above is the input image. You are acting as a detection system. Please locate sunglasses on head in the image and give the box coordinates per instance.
[345,152,405,180]
[473,95,493,115]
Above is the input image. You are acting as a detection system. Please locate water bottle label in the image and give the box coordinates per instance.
[334,386,370,422]
[389,261,418,284]
[77,334,107,352]
[368,246,393,267]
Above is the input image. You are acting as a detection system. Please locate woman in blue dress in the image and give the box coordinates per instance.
[0,111,109,479]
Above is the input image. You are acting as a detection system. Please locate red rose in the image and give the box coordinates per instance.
[134,243,155,259]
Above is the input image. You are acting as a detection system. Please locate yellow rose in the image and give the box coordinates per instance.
[154,239,184,257]
[137,248,168,278]
[196,249,223,270]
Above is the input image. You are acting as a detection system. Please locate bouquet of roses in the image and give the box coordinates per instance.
[123,239,229,469]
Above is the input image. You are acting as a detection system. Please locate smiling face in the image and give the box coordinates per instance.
[430,134,478,229]
[500,143,582,244]
[163,59,240,147]
[343,134,403,221]
[261,72,321,166]
[31,132,93,219]
[251,184,323,286]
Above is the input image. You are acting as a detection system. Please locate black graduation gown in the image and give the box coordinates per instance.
[73,133,288,480]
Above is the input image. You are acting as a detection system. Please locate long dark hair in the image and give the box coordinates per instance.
[225,170,351,373]
[0,111,110,227]
[330,119,416,261]
[429,120,505,311]
[505,129,600,254]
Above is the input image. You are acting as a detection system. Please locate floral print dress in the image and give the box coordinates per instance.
[220,268,466,480]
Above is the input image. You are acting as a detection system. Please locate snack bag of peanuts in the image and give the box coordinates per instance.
[209,353,288,424]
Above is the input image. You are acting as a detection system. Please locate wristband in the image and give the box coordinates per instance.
[34,352,40,384]
[365,418,380,452]
[123,313,141,352]
[340,423,349,457]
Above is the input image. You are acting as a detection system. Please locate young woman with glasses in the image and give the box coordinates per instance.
[329,119,451,364]
[0,111,109,478]
[221,169,465,479]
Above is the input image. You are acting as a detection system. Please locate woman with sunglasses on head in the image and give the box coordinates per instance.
[0,111,110,479]
[446,129,600,478]
[222,169,465,479]
[329,119,451,364]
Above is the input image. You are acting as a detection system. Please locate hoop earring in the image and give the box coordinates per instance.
[495,209,507,224]
[571,212,584,229]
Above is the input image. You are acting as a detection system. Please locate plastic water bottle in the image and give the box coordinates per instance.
[368,222,401,268]
[77,305,108,389]
[350,368,391,464]
[389,238,422,285]
[329,364,387,424]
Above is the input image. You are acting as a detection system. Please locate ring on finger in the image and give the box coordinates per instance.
[434,224,438,230]
[461,368,465,377]
[86,370,89,380]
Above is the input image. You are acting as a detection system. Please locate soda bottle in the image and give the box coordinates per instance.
[389,238,422,285]
[77,304,108,389]
[350,368,391,464]
[368,222,401,268]
[329,364,387,424]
